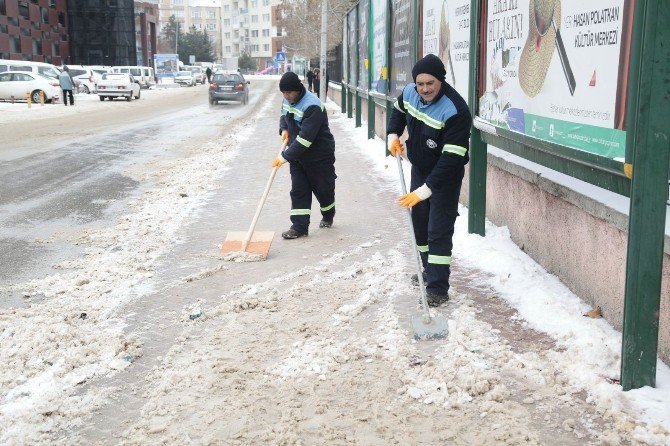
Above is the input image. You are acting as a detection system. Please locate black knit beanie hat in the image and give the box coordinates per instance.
[411,54,446,83]
[279,72,303,92]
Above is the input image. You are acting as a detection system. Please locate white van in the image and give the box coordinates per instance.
[0,59,61,80]
[110,66,155,89]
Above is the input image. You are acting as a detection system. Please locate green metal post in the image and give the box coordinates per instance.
[467,0,486,236]
[355,93,362,127]
[341,84,346,113]
[348,89,353,118]
[367,0,375,139]
[621,0,670,390]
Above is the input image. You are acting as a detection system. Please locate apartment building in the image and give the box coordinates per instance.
[156,0,222,61]
[157,0,280,68]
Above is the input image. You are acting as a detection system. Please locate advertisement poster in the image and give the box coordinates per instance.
[389,0,414,97]
[371,0,388,93]
[154,54,180,80]
[348,8,359,87]
[422,0,471,100]
[359,0,370,89]
[480,0,631,159]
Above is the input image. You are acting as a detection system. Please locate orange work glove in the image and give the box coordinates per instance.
[281,130,289,144]
[399,192,423,208]
[390,139,404,157]
[272,157,285,168]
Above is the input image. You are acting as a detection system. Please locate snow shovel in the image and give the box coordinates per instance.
[395,152,449,340]
[220,142,287,259]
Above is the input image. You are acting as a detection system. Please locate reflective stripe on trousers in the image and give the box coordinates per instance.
[289,157,336,233]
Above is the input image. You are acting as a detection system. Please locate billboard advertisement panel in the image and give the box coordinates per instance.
[479,0,632,159]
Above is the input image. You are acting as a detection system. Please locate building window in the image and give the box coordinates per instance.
[262,0,268,5]
[263,44,269,52]
[251,30,257,37]
[225,46,231,53]
[48,0,55,6]
[9,35,20,52]
[276,28,282,36]
[171,0,183,5]
[0,0,6,14]
[224,32,230,38]
[174,10,184,18]
[262,28,269,37]
[58,12,65,25]
[19,2,29,19]
[262,13,269,22]
[206,23,215,31]
[192,9,201,19]
[32,39,42,55]
[223,4,229,11]
[40,7,49,23]
[250,0,257,7]
[251,44,258,52]
[251,15,258,23]
[206,10,215,19]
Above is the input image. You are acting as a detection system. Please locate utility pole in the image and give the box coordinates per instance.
[319,0,327,100]
[175,21,179,54]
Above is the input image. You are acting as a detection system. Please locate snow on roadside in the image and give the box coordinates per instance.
[0,92,275,443]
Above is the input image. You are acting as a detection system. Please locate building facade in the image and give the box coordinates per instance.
[0,0,71,64]
[135,0,157,66]
[157,0,222,62]
[66,0,137,66]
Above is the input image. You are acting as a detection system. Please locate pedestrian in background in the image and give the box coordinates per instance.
[58,66,75,106]
[312,68,320,97]
[205,67,212,83]
[386,54,472,307]
[273,72,337,239]
[306,69,314,92]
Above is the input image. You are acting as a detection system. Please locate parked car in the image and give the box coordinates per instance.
[0,59,62,80]
[174,70,197,87]
[110,66,155,89]
[0,71,60,103]
[208,71,249,105]
[97,73,141,101]
[65,65,96,94]
[186,66,206,84]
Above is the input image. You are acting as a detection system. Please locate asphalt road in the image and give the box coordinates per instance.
[0,81,272,307]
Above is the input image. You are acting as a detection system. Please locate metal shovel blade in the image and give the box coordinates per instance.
[221,231,275,259]
[411,313,449,340]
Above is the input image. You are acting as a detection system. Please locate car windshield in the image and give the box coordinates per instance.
[188,67,202,73]
[177,71,191,76]
[213,74,242,82]
[39,67,61,78]
[102,73,127,80]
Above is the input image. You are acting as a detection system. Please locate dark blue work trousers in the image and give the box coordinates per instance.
[410,164,464,295]
[289,157,336,233]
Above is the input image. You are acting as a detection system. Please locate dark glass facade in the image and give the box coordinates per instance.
[66,0,136,66]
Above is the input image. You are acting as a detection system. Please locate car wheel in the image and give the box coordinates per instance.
[135,90,141,100]
[126,94,132,102]
[99,96,105,101]
[82,85,90,94]
[243,93,248,105]
[31,90,43,103]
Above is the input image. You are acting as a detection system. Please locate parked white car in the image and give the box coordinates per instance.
[65,65,96,94]
[96,73,141,101]
[0,71,60,103]
[186,66,206,84]
[174,70,197,87]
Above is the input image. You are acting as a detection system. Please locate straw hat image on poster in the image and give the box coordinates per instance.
[439,0,456,85]
[519,0,576,98]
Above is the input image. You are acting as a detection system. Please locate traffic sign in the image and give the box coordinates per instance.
[275,51,286,62]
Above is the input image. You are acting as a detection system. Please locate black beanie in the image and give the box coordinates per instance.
[279,72,303,92]
[411,54,446,83]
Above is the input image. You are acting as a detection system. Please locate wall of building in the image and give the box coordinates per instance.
[0,0,70,65]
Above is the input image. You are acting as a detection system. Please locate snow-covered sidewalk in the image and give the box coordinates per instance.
[2,83,669,445]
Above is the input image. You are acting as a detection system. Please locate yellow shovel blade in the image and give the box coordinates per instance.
[221,231,275,259]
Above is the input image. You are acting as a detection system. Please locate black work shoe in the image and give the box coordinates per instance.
[319,219,333,228]
[281,228,308,239]
[411,272,428,287]
[426,292,449,307]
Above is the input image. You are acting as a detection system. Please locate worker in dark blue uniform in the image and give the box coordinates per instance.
[273,72,337,239]
[386,54,472,307]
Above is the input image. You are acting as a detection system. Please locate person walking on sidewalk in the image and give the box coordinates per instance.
[272,71,337,239]
[306,69,314,92]
[386,54,472,307]
[205,67,212,83]
[58,66,75,106]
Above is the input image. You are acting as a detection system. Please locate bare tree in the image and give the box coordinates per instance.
[278,0,355,61]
